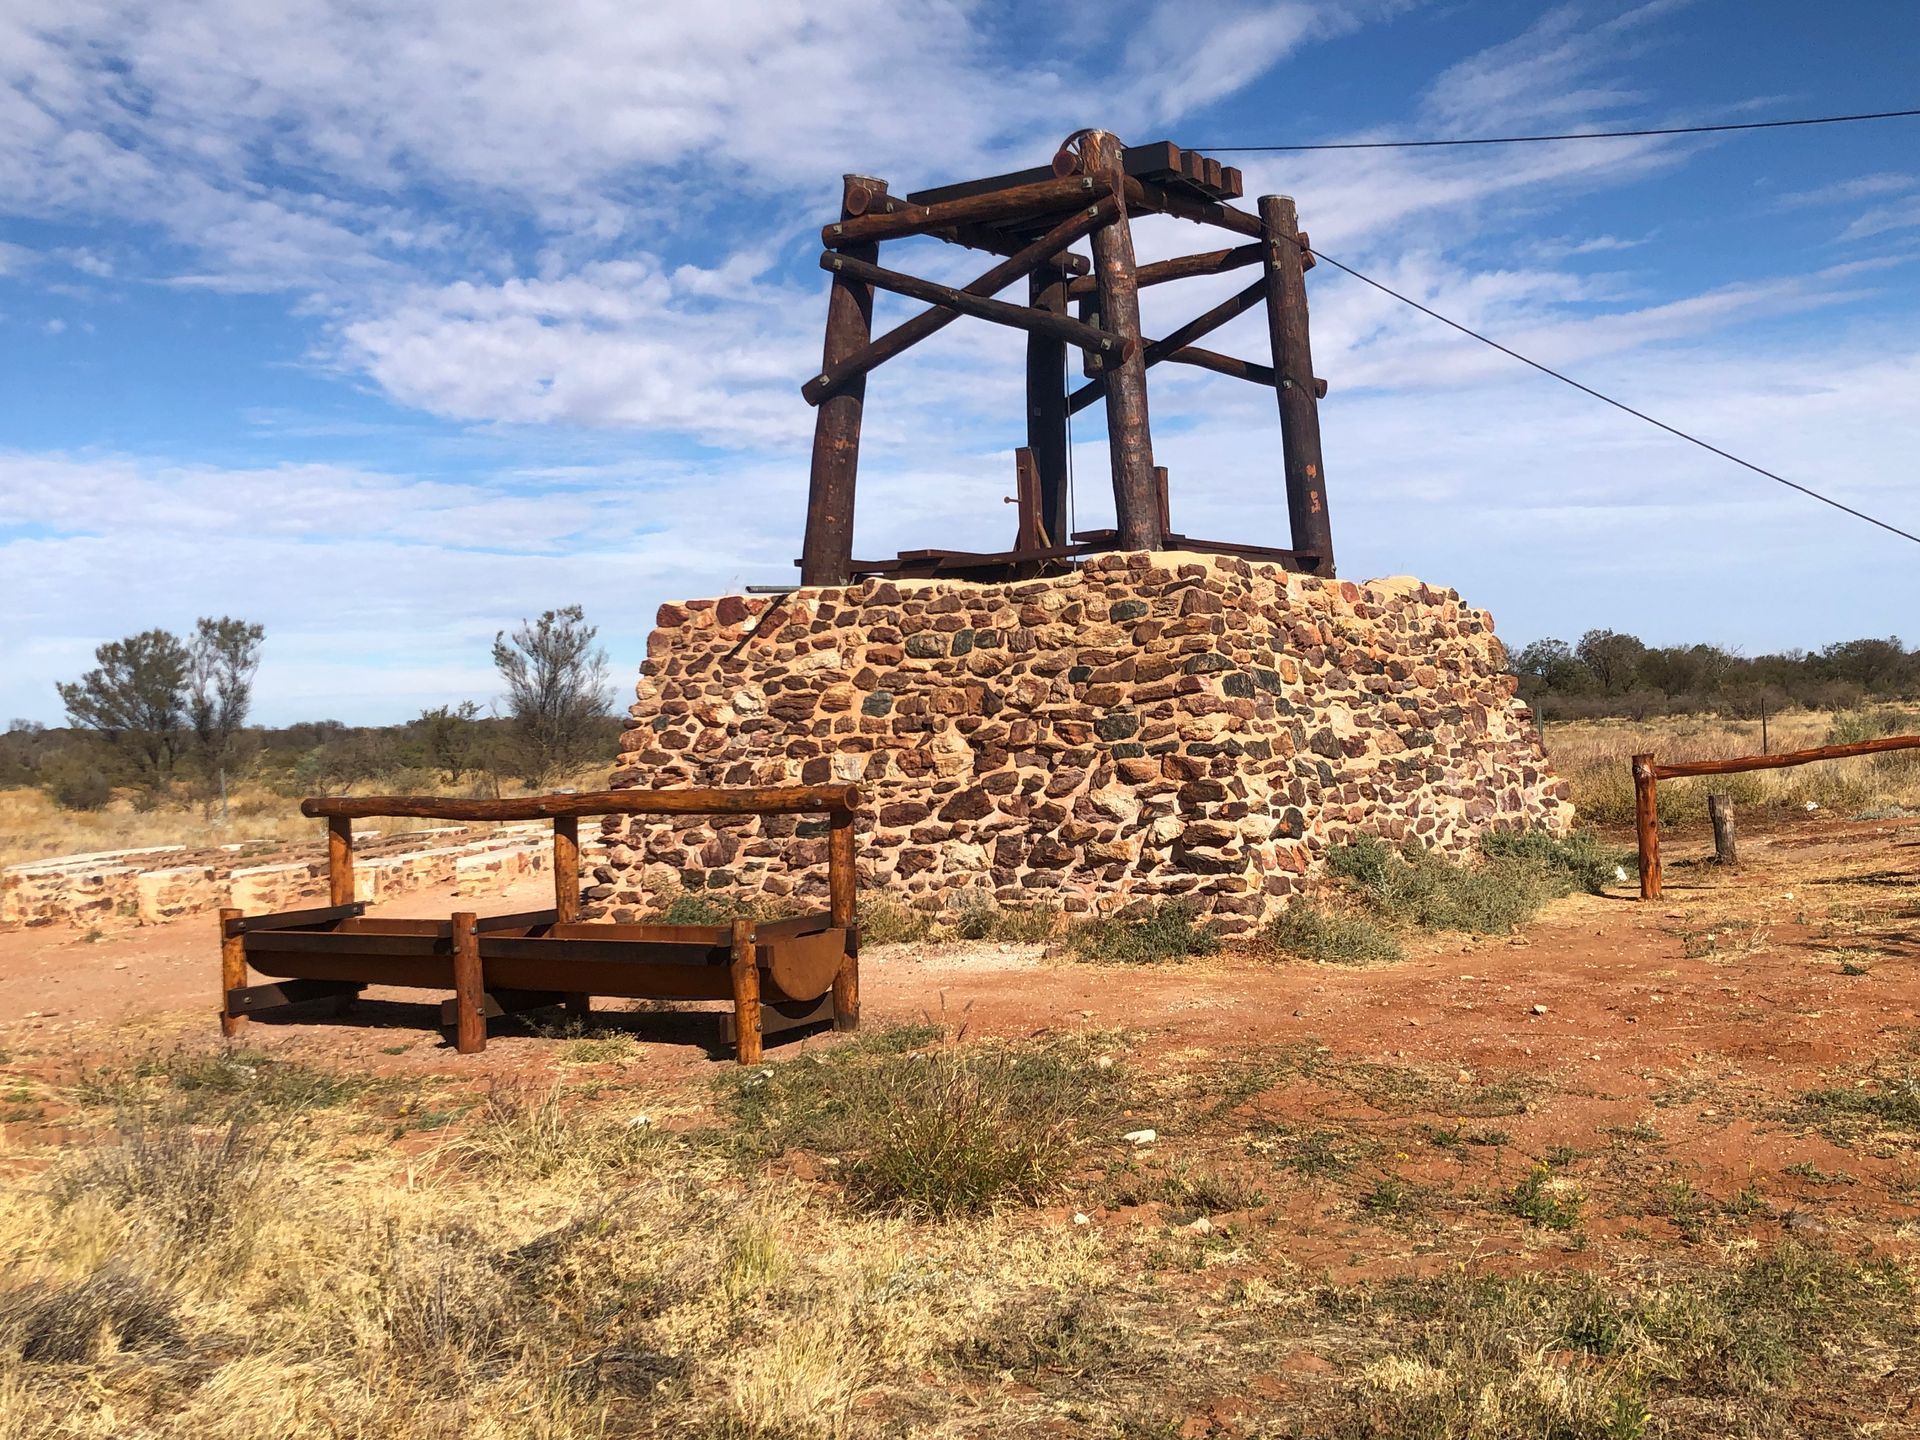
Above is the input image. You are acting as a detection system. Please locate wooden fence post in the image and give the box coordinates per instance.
[451,910,485,1054]
[1082,131,1160,551]
[327,816,354,907]
[1708,794,1738,867]
[1259,195,1333,572]
[802,174,887,586]
[552,816,590,1016]
[729,917,762,1065]
[828,809,860,1032]
[1632,754,1661,901]
[219,908,246,1038]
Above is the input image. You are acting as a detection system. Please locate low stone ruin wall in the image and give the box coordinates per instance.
[1,823,597,932]
[594,551,1572,933]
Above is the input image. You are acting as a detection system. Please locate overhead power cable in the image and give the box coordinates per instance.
[1295,241,1920,547]
[1202,107,1920,152]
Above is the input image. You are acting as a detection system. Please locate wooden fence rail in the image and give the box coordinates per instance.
[1632,737,1920,900]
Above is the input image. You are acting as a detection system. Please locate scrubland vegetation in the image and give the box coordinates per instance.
[4,1023,1915,1438]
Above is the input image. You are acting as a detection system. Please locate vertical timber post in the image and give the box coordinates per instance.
[552,816,589,1016]
[802,174,887,586]
[1027,263,1071,547]
[327,816,354,907]
[1708,794,1738,867]
[219,908,246,1038]
[451,910,485,1054]
[828,809,859,1032]
[1632,754,1662,901]
[1082,131,1160,551]
[1259,195,1334,573]
[729,917,762,1065]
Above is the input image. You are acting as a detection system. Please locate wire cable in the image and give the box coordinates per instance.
[1202,107,1920,153]
[1294,239,1920,546]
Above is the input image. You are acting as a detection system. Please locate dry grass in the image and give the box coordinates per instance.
[1545,708,1920,827]
[0,763,614,869]
[2,1022,1915,1438]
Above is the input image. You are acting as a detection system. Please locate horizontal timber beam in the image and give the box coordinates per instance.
[824,173,1108,247]
[1066,242,1263,298]
[1067,275,1268,413]
[821,253,1131,360]
[803,196,1120,406]
[1128,178,1264,238]
[302,785,862,822]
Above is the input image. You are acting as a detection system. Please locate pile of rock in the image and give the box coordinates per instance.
[595,551,1571,933]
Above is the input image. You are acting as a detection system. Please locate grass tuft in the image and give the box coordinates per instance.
[1059,900,1221,965]
[718,1027,1129,1217]
[1261,900,1404,964]
[0,1270,180,1365]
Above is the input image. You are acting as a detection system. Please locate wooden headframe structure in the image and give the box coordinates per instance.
[799,129,1334,585]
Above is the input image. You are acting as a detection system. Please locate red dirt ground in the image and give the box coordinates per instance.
[4,811,1918,1282]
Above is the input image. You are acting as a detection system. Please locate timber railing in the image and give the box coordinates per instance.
[219,785,862,1062]
[1632,737,1920,900]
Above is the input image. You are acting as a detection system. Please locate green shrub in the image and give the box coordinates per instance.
[43,762,112,811]
[1060,900,1220,965]
[1324,829,1626,939]
[654,891,757,925]
[717,1028,1128,1217]
[949,902,1059,943]
[1478,828,1624,895]
[857,898,937,945]
[1262,902,1403,965]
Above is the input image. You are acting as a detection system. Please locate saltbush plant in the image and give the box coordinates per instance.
[1264,827,1629,964]
[1060,900,1221,965]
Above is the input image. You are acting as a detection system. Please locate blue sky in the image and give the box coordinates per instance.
[2,0,1917,725]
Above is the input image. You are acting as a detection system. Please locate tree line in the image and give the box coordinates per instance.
[5,605,618,813]
[1511,630,1920,720]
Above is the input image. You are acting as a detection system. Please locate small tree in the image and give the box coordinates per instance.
[1575,629,1647,697]
[188,616,265,817]
[56,629,191,793]
[492,606,611,785]
[417,701,485,784]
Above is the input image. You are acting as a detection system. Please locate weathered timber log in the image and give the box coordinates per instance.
[1260,195,1334,572]
[802,175,884,585]
[820,253,1130,359]
[1131,178,1264,237]
[1652,734,1920,777]
[802,197,1118,405]
[1068,277,1268,414]
[552,816,581,924]
[1164,347,1327,395]
[1013,447,1045,550]
[829,811,859,1032]
[551,815,586,1012]
[220,906,247,1037]
[1632,754,1662,901]
[1708,794,1739,866]
[451,911,485,1055]
[1065,242,1262,298]
[301,784,861,821]
[729,918,762,1064]
[326,816,354,908]
[1084,130,1161,550]
[1027,259,1070,546]
[824,173,1105,246]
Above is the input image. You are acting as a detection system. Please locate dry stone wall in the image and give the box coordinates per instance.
[597,552,1572,933]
